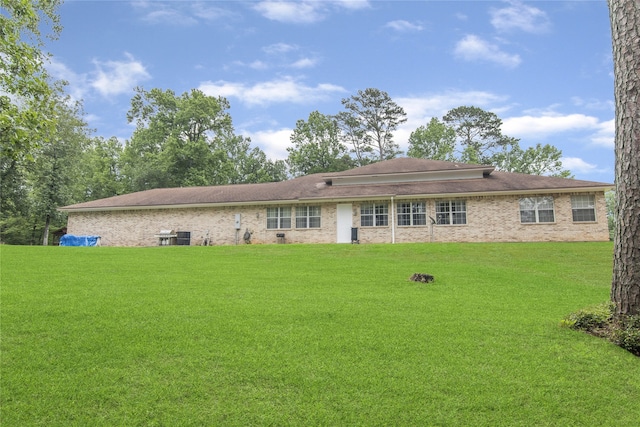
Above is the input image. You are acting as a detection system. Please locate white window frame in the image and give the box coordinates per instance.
[571,195,596,222]
[296,206,321,229]
[397,202,427,226]
[361,203,389,227]
[266,207,291,229]
[435,200,467,225]
[519,197,555,223]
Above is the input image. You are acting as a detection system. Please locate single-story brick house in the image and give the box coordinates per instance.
[58,158,612,246]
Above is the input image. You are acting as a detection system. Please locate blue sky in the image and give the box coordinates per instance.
[46,0,614,182]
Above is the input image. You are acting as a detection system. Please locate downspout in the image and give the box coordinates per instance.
[391,196,395,244]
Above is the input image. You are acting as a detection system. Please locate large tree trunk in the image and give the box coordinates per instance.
[609,0,640,315]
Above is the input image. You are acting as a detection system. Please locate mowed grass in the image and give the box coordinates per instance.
[1,242,639,426]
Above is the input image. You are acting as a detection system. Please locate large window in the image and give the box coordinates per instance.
[361,203,388,227]
[571,195,596,222]
[397,202,427,226]
[519,197,555,223]
[296,206,321,228]
[266,207,291,229]
[435,200,466,225]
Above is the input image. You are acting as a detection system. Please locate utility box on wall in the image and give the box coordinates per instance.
[176,231,191,246]
[234,214,241,230]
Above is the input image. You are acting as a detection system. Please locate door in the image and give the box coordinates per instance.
[336,203,352,243]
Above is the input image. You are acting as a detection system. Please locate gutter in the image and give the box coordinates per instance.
[300,186,613,202]
[57,198,303,213]
[59,186,612,213]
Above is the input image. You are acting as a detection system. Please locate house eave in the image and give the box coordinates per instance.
[57,199,301,213]
[302,185,613,202]
[59,184,612,213]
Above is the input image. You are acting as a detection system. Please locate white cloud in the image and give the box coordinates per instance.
[396,90,509,124]
[198,77,346,106]
[385,20,424,33]
[502,113,600,138]
[191,3,235,21]
[571,96,615,112]
[332,0,370,11]
[490,1,551,34]
[134,1,234,26]
[503,112,614,156]
[140,7,199,26]
[590,119,615,148]
[253,1,326,24]
[48,54,151,100]
[253,0,370,24]
[260,43,318,70]
[454,35,521,69]
[263,43,298,55]
[199,80,246,99]
[561,157,598,174]
[290,58,318,69]
[90,53,151,97]
[245,128,293,160]
[47,58,89,101]
[249,60,269,70]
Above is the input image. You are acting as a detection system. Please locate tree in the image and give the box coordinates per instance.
[443,106,513,164]
[82,136,124,200]
[0,148,31,244]
[0,87,94,245]
[122,87,282,191]
[120,126,172,191]
[30,95,89,245]
[440,106,572,176]
[493,143,572,178]
[258,158,288,183]
[609,0,640,315]
[407,117,456,161]
[335,110,371,166]
[286,111,354,176]
[215,132,287,184]
[1,0,62,161]
[122,87,234,190]
[338,88,406,163]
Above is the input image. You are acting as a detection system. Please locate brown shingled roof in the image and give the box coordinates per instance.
[325,157,492,177]
[59,158,612,212]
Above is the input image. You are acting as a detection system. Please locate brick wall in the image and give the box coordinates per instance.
[66,192,610,246]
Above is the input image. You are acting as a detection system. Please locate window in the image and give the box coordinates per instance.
[266,207,291,229]
[435,200,467,225]
[296,206,321,228]
[361,203,388,227]
[397,202,427,226]
[519,197,555,223]
[571,195,596,222]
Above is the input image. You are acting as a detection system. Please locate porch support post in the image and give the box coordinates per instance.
[391,196,395,244]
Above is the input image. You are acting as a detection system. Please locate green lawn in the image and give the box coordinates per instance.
[1,242,638,426]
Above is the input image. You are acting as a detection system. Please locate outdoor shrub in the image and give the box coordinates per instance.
[564,302,640,357]
[613,315,640,356]
[622,314,640,329]
[563,302,614,331]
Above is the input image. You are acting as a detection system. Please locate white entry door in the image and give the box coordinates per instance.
[336,203,353,243]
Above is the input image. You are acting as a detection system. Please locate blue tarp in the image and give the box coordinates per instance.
[59,234,101,247]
